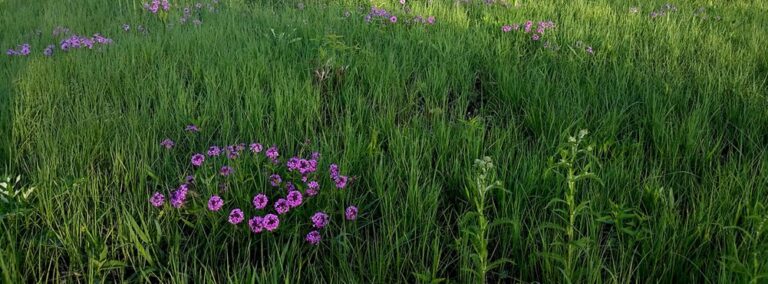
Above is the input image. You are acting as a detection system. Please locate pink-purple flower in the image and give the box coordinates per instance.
[265,146,279,162]
[306,181,319,196]
[305,230,321,245]
[502,25,512,32]
[329,164,340,179]
[207,195,224,211]
[185,124,200,132]
[160,138,175,149]
[43,45,55,56]
[252,193,268,209]
[335,176,348,189]
[250,143,263,153]
[274,198,290,214]
[270,174,282,187]
[220,166,233,176]
[311,211,330,229]
[191,153,205,167]
[286,190,303,208]
[262,214,280,231]
[228,208,244,224]
[149,192,165,207]
[207,146,221,157]
[249,216,264,233]
[170,184,189,208]
[345,205,359,220]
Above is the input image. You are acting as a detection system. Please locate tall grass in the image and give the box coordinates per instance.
[1,0,767,282]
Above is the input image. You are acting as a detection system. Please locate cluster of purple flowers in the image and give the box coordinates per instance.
[179,3,210,26]
[150,124,361,245]
[143,0,171,14]
[329,164,349,189]
[650,3,677,18]
[365,6,398,24]
[6,44,31,56]
[412,15,436,25]
[59,34,113,51]
[501,20,555,41]
[170,183,189,208]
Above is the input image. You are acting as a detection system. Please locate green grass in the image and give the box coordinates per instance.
[1,0,768,282]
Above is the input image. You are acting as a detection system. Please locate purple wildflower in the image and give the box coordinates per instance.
[427,16,435,24]
[249,216,264,233]
[262,214,280,231]
[208,195,224,211]
[335,176,348,189]
[185,124,200,132]
[170,184,189,208]
[345,205,359,220]
[191,153,205,167]
[285,182,297,192]
[274,198,290,214]
[160,139,175,149]
[390,16,398,23]
[220,165,233,177]
[399,0,406,4]
[226,145,239,159]
[305,230,321,245]
[17,44,30,56]
[329,164,340,179]
[149,192,165,207]
[228,208,244,224]
[270,174,282,187]
[265,146,279,162]
[311,212,330,229]
[185,175,195,184]
[208,146,221,157]
[250,143,263,153]
[531,34,540,41]
[586,46,594,55]
[286,190,303,208]
[252,193,268,209]
[502,25,512,32]
[43,45,55,56]
[306,181,319,196]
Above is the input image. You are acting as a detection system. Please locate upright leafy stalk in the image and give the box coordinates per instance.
[550,129,601,280]
[460,157,504,283]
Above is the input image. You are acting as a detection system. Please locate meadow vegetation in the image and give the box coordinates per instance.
[1,0,767,282]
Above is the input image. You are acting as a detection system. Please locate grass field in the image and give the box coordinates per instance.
[1,0,768,282]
